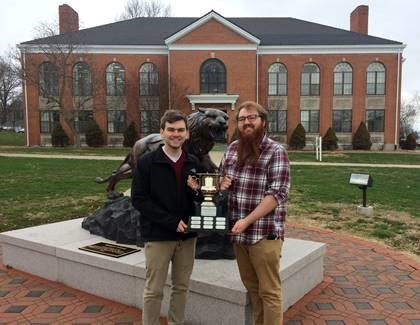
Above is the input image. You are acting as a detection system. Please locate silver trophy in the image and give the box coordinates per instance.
[188,173,227,233]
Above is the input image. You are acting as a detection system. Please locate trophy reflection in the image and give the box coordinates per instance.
[189,173,227,233]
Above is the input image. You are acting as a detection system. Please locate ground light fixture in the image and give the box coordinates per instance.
[349,173,373,216]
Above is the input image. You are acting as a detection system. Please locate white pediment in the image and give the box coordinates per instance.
[165,11,260,45]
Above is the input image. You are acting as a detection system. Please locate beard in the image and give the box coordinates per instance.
[237,124,265,167]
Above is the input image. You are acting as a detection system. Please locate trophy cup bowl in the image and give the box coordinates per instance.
[188,173,228,233]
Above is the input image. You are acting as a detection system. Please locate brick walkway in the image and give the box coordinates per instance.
[0,223,419,324]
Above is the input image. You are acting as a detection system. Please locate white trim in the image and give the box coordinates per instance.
[22,52,29,147]
[395,52,401,149]
[18,43,406,55]
[165,11,260,45]
[168,44,257,51]
[186,94,239,110]
[18,44,168,55]
[258,44,406,54]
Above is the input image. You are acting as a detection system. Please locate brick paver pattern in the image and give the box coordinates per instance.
[0,223,419,324]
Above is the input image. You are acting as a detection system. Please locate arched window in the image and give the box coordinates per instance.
[366,62,385,95]
[38,62,58,97]
[139,62,159,135]
[106,62,125,96]
[140,63,159,96]
[268,63,287,96]
[301,63,320,96]
[334,62,352,95]
[72,62,92,96]
[200,59,226,94]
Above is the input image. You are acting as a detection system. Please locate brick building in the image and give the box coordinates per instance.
[19,4,404,149]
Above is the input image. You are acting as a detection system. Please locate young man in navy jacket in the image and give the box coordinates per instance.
[131,110,201,325]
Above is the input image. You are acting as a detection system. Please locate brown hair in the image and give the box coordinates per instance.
[160,110,188,130]
[235,101,268,127]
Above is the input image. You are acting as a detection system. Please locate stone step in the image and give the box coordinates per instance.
[0,218,326,325]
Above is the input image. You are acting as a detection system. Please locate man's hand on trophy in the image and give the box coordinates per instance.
[219,176,232,191]
[187,175,200,191]
[177,220,188,232]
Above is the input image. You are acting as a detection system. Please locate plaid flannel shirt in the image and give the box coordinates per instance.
[219,135,290,245]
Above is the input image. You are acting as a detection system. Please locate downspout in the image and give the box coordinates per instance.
[394,52,401,150]
[167,47,171,110]
[22,50,29,147]
[256,51,259,103]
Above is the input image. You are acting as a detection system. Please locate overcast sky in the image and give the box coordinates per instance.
[1,0,419,127]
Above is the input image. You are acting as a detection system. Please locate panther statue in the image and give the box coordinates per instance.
[96,107,228,196]
[84,107,234,259]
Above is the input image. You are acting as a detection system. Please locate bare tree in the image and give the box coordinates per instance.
[400,92,420,138]
[20,21,105,146]
[0,51,21,126]
[118,0,171,20]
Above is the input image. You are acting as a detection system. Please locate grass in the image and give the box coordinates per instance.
[1,156,419,256]
[0,157,130,232]
[288,165,420,256]
[0,131,25,146]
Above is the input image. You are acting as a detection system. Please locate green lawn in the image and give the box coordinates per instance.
[0,131,25,146]
[0,157,130,231]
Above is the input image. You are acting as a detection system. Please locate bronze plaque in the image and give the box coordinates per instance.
[79,242,140,258]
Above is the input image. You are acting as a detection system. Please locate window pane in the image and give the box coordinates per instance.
[367,72,375,83]
[343,83,352,95]
[301,84,309,96]
[310,84,320,96]
[301,73,310,84]
[278,111,287,132]
[367,83,375,95]
[334,73,342,84]
[268,85,277,95]
[278,84,287,96]
[334,84,342,95]
[376,83,385,95]
[311,73,320,84]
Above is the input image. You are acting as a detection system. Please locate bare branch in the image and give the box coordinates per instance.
[117,0,171,20]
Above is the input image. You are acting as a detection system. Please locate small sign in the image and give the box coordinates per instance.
[79,242,140,258]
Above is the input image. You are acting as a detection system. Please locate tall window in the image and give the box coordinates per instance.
[301,63,320,96]
[40,111,59,133]
[108,111,126,133]
[39,62,58,97]
[140,63,159,96]
[75,110,93,134]
[366,62,385,95]
[141,111,160,135]
[139,62,159,135]
[73,62,92,96]
[366,110,384,132]
[334,62,352,95]
[268,63,287,96]
[200,59,226,94]
[333,110,352,132]
[301,110,319,133]
[106,62,125,96]
[268,110,287,133]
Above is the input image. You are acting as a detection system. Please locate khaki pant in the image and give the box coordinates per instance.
[234,239,283,325]
[142,238,196,325]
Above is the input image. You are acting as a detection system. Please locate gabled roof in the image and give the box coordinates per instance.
[164,10,260,45]
[21,14,402,47]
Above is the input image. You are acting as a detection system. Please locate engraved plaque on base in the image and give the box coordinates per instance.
[188,173,228,233]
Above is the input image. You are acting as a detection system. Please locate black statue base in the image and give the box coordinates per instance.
[82,196,235,260]
[82,196,144,247]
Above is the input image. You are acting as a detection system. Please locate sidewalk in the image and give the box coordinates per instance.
[2,152,420,169]
[0,223,419,324]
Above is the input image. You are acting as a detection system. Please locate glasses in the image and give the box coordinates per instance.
[237,114,260,123]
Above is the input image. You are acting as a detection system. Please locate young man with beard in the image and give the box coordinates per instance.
[219,101,290,325]
[131,110,202,325]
